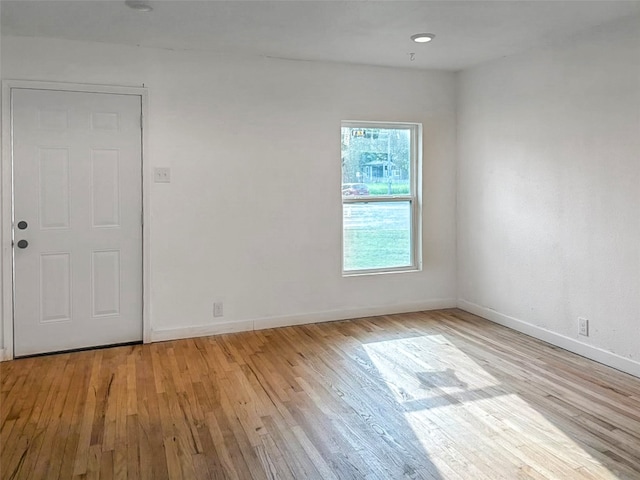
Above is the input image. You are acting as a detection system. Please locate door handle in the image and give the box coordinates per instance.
[17,240,28,249]
[17,221,28,230]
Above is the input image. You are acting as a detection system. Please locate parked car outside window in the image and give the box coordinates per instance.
[342,183,370,196]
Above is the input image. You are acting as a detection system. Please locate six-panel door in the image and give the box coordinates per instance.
[12,89,143,356]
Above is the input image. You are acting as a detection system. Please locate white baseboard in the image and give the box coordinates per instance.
[151,320,254,342]
[458,299,640,379]
[0,349,8,362]
[151,298,457,343]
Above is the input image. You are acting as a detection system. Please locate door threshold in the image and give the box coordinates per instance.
[14,340,142,359]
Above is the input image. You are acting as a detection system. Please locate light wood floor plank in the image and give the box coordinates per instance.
[2,309,640,479]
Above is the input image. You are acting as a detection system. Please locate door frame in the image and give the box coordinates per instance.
[1,80,150,360]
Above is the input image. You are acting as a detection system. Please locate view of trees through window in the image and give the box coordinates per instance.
[341,124,417,273]
[341,127,411,196]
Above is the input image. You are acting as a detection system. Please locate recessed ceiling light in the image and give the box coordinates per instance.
[411,33,435,43]
[125,0,153,12]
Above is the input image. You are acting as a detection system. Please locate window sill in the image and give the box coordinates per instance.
[342,266,422,277]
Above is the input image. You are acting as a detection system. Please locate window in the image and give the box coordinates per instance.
[341,122,421,274]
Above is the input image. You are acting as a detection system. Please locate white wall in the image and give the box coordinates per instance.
[0,36,458,349]
[457,15,640,375]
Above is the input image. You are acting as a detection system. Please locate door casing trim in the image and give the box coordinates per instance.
[1,80,150,360]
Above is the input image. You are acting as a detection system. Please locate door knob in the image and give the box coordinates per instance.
[17,240,28,249]
[17,221,28,230]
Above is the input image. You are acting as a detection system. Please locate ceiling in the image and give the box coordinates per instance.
[2,1,639,71]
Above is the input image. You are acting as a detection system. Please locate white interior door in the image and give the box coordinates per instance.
[12,88,143,356]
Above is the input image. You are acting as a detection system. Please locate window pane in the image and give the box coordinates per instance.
[343,201,412,271]
[342,127,411,197]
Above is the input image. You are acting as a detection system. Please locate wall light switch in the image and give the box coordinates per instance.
[154,167,171,183]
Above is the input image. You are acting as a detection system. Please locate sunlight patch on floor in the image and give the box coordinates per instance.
[363,335,621,479]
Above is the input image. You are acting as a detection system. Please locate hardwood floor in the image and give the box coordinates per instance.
[1,309,640,479]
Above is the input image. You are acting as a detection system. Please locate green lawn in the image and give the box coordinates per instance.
[366,183,410,195]
[343,228,411,271]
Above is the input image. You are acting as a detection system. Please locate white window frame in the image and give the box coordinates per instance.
[341,121,422,276]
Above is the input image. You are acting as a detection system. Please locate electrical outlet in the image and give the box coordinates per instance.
[154,167,171,183]
[213,302,224,318]
[578,317,589,336]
